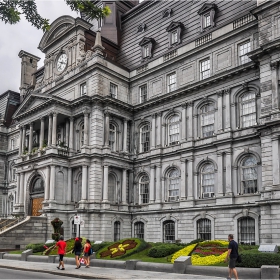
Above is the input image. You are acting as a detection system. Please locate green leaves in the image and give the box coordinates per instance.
[0,0,111,31]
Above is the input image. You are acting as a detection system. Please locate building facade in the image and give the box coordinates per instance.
[1,0,280,245]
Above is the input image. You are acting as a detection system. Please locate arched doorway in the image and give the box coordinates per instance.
[30,176,45,216]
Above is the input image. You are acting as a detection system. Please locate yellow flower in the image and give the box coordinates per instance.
[171,243,197,264]
[191,251,228,265]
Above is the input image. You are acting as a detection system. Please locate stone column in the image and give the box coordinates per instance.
[181,103,187,141]
[81,165,88,200]
[187,157,194,200]
[151,114,156,149]
[16,173,20,204]
[272,136,280,185]
[83,111,89,146]
[103,165,109,202]
[18,127,23,155]
[225,150,233,194]
[180,158,186,199]
[39,117,45,149]
[123,119,128,152]
[51,112,57,146]
[217,152,224,195]
[104,112,110,146]
[271,61,279,110]
[67,167,72,202]
[155,164,162,203]
[187,102,194,140]
[69,117,74,150]
[157,112,162,147]
[49,165,55,200]
[28,123,34,153]
[19,173,25,205]
[22,125,26,152]
[65,119,69,147]
[149,166,155,203]
[224,88,231,131]
[44,166,50,201]
[122,169,127,203]
[217,91,223,133]
[48,114,52,146]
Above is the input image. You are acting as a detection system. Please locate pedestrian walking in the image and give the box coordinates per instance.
[56,235,67,270]
[73,237,82,269]
[225,234,239,280]
[83,239,91,268]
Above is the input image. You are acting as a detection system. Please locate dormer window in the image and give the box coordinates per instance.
[166,22,184,47]
[139,37,155,60]
[198,3,217,32]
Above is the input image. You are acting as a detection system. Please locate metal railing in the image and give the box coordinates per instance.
[0,217,25,233]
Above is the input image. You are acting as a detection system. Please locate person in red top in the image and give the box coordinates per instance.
[56,235,67,270]
[83,239,91,268]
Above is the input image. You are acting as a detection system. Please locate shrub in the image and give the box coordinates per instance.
[237,253,280,268]
[148,244,184,258]
[92,241,114,252]
[26,243,46,253]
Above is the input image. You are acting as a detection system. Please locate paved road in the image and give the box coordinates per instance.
[0,267,82,279]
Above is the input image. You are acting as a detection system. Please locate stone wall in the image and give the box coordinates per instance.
[0,216,48,249]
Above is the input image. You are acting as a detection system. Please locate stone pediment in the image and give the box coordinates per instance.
[166,21,184,32]
[139,37,155,46]
[198,3,217,15]
[13,94,52,118]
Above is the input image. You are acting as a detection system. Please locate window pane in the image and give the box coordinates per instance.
[163,221,175,242]
[140,125,150,152]
[200,59,210,80]
[201,164,215,195]
[239,41,251,64]
[109,124,116,151]
[169,170,179,197]
[171,31,178,44]
[197,218,211,240]
[114,221,120,241]
[134,222,144,239]
[169,115,180,144]
[140,175,149,204]
[204,14,211,27]
[241,93,256,127]
[140,85,147,103]
[110,83,117,98]
[201,104,215,138]
[167,73,176,92]
[238,217,255,245]
[242,156,258,194]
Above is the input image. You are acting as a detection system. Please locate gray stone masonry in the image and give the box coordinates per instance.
[261,265,279,279]
[173,256,191,274]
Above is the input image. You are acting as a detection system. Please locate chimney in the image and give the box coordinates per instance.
[18,50,40,102]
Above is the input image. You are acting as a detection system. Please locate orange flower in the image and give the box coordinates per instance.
[100,239,138,258]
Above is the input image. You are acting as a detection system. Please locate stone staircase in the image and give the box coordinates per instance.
[0,216,48,250]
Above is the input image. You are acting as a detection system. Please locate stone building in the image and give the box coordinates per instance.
[1,0,280,245]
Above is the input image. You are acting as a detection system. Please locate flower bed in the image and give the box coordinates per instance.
[171,243,197,263]
[97,238,147,259]
[191,240,229,265]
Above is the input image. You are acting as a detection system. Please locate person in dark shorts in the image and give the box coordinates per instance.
[83,239,91,268]
[73,237,82,269]
[56,235,67,270]
[225,234,239,280]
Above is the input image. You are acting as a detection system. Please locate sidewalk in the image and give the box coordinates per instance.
[0,259,225,280]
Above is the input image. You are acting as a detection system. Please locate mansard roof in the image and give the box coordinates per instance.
[139,37,155,46]
[166,21,184,32]
[38,16,92,53]
[197,3,217,15]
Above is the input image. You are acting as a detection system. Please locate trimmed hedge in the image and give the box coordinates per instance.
[92,241,114,252]
[148,244,184,258]
[237,253,280,268]
[26,243,51,253]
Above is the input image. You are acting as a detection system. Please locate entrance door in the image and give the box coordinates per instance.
[31,197,44,216]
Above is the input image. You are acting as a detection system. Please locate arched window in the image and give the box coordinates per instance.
[197,218,211,240]
[200,163,215,198]
[241,156,258,194]
[109,124,116,151]
[168,115,180,145]
[140,124,150,153]
[80,124,84,149]
[241,92,256,128]
[139,175,149,204]
[168,169,180,201]
[108,174,117,203]
[114,221,121,241]
[163,220,175,243]
[31,177,44,194]
[200,103,215,138]
[238,217,255,245]
[134,221,144,239]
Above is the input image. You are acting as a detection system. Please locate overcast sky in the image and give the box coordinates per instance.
[0,0,78,94]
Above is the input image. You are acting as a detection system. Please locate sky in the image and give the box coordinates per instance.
[0,0,78,94]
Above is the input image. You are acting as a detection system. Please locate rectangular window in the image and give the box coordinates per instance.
[242,167,257,194]
[11,139,14,150]
[134,223,144,239]
[202,173,215,194]
[238,218,255,245]
[163,222,175,243]
[140,182,149,204]
[204,13,211,27]
[171,31,178,44]
[197,219,211,240]
[201,112,215,137]
[242,101,256,127]
[143,45,150,58]
[200,58,210,80]
[140,125,150,152]
[110,83,118,98]
[80,83,87,95]
[139,84,147,103]
[239,41,251,65]
[109,124,116,151]
[167,72,176,93]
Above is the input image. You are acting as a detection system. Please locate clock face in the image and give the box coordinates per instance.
[57,53,67,72]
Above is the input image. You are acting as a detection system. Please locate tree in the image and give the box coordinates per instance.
[0,0,111,31]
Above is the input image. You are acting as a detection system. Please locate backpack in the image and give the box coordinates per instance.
[89,247,93,255]
[237,254,242,263]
